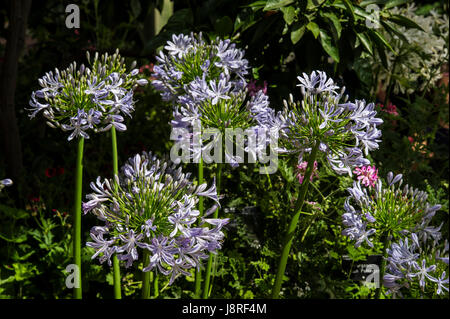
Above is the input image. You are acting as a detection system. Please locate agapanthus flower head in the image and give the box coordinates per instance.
[27,49,148,141]
[83,151,229,284]
[296,161,318,184]
[153,33,271,167]
[251,70,383,176]
[383,232,449,298]
[0,178,12,192]
[342,171,443,249]
[353,165,378,187]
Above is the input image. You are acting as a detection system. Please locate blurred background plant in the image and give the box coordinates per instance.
[0,0,448,298]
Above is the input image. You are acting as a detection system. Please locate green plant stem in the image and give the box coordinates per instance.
[73,137,84,299]
[194,157,204,298]
[202,162,223,299]
[271,143,319,299]
[375,231,391,299]
[111,127,122,299]
[154,273,159,298]
[141,249,151,299]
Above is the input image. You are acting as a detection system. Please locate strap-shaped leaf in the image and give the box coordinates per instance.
[321,11,342,38]
[356,32,373,55]
[388,14,425,31]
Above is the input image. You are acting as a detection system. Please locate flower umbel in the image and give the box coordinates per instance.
[342,171,443,249]
[83,151,229,284]
[27,49,148,141]
[251,70,383,176]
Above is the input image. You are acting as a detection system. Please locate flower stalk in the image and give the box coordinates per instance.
[141,248,151,299]
[271,142,319,299]
[194,157,204,298]
[202,162,223,299]
[375,230,391,299]
[110,126,122,299]
[73,136,84,299]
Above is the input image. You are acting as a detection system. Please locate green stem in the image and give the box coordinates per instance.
[271,143,319,299]
[194,157,204,298]
[375,231,391,299]
[141,249,151,299]
[73,137,84,299]
[153,273,159,298]
[202,162,223,299]
[111,127,122,299]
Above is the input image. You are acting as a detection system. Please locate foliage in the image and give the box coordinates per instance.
[0,0,448,299]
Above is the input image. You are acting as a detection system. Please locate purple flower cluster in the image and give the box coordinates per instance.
[384,233,448,297]
[153,33,272,167]
[83,151,229,284]
[342,172,443,250]
[27,50,148,141]
[250,70,383,175]
[152,33,248,105]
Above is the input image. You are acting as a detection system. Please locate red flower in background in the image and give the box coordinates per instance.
[45,166,65,178]
[378,102,399,116]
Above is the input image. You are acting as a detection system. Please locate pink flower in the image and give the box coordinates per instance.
[296,161,318,184]
[378,102,398,116]
[247,80,268,97]
[353,165,378,187]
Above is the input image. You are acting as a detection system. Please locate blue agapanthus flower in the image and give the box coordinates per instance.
[153,33,271,168]
[342,172,443,249]
[83,151,229,284]
[27,50,148,141]
[250,70,383,175]
[384,232,448,298]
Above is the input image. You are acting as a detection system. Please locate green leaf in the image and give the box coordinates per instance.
[356,32,372,55]
[307,0,327,10]
[263,0,295,11]
[368,29,395,54]
[246,1,268,9]
[342,0,356,21]
[319,29,340,62]
[360,0,387,6]
[371,33,389,68]
[307,21,320,39]
[384,0,409,10]
[388,14,424,31]
[291,23,306,44]
[353,6,375,21]
[280,6,296,25]
[321,12,342,38]
[380,20,408,43]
